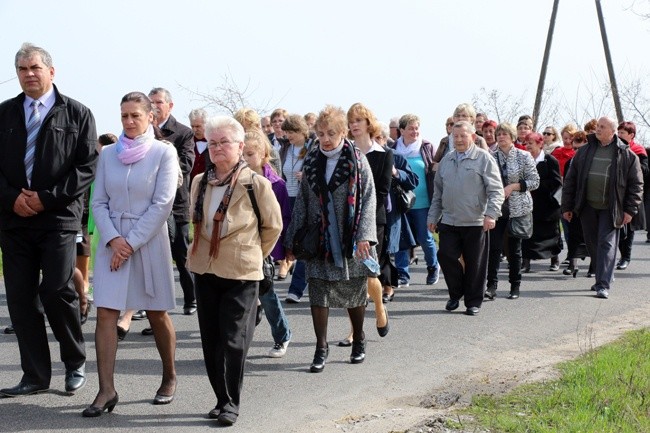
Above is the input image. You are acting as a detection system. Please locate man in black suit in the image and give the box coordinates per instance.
[149,88,197,315]
[0,43,97,397]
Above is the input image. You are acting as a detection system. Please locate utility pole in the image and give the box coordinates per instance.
[595,0,624,123]
[532,0,560,130]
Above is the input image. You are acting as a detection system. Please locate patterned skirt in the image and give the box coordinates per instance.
[308,277,367,308]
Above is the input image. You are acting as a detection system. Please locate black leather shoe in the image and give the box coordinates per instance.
[3,324,15,335]
[350,340,366,364]
[465,307,480,316]
[382,291,394,304]
[82,393,118,417]
[377,306,389,337]
[484,285,497,300]
[117,326,129,341]
[208,407,220,419]
[507,291,520,300]
[65,363,86,394]
[183,304,197,315]
[585,272,595,278]
[217,411,238,426]
[0,382,49,397]
[132,310,147,321]
[616,259,630,270]
[153,392,174,405]
[445,299,460,311]
[141,327,154,336]
[337,338,352,347]
[309,346,329,373]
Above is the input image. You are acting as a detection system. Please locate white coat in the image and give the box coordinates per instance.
[91,140,179,310]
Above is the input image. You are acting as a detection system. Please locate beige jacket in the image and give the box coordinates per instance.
[187,167,282,280]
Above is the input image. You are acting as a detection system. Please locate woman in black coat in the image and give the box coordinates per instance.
[522,132,563,271]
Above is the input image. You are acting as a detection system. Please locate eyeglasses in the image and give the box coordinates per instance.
[542,132,553,136]
[389,126,398,130]
[208,140,233,149]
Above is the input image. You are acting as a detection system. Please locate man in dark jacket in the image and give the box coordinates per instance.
[148,87,197,316]
[0,43,97,397]
[562,117,643,299]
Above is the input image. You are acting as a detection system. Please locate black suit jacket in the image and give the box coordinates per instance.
[0,85,97,231]
[160,114,195,223]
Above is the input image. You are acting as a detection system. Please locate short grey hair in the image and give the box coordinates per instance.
[389,116,400,128]
[453,103,477,122]
[453,120,476,134]
[149,87,172,103]
[188,108,208,123]
[15,42,52,69]
[205,116,245,143]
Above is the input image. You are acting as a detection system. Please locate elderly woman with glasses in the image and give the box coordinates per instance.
[187,116,282,425]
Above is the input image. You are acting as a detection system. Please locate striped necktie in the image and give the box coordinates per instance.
[24,100,41,186]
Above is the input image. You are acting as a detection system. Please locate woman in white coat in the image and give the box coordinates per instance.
[83,92,179,417]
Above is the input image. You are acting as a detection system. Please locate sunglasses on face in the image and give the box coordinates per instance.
[542,132,553,136]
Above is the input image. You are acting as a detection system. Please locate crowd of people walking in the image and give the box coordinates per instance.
[0,42,647,426]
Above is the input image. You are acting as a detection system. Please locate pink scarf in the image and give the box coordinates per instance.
[116,124,155,164]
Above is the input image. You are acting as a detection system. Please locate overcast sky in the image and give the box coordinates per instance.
[1,0,648,141]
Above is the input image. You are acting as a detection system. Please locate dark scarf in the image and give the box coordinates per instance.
[191,159,248,258]
[302,139,363,261]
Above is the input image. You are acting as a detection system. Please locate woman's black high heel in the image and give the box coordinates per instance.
[117,326,129,341]
[82,393,119,417]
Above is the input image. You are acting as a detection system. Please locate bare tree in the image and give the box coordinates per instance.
[179,71,285,116]
[472,87,526,125]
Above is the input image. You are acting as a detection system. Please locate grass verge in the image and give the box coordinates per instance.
[462,327,650,433]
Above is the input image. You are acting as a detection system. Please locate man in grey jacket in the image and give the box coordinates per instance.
[427,121,504,315]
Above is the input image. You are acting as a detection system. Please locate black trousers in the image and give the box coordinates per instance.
[437,224,489,308]
[487,217,522,289]
[195,273,258,415]
[171,221,196,307]
[1,228,85,387]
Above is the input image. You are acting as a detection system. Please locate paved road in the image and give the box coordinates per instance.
[1,239,650,432]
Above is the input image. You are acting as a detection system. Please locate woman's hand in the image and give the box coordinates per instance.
[285,249,295,262]
[355,240,371,259]
[109,236,133,271]
[504,183,519,199]
[295,171,303,182]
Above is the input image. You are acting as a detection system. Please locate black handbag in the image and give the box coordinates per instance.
[246,180,275,296]
[507,213,533,239]
[292,222,320,260]
[393,181,416,213]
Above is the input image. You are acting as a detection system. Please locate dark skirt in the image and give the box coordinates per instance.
[522,219,562,260]
[566,215,589,260]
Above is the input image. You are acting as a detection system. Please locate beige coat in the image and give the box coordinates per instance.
[187,167,282,280]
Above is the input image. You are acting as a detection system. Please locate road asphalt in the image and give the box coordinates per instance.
[1,238,650,432]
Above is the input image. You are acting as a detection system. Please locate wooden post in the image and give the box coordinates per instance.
[595,0,624,123]
[532,0,560,130]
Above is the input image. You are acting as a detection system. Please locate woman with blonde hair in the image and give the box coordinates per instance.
[242,130,292,358]
[336,102,392,345]
[285,105,377,372]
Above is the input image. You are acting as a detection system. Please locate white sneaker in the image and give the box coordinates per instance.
[285,293,300,303]
[268,340,290,358]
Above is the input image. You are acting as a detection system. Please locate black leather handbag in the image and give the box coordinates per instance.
[507,213,533,239]
[393,182,416,213]
[292,222,320,260]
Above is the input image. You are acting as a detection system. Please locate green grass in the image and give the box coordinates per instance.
[463,328,650,433]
